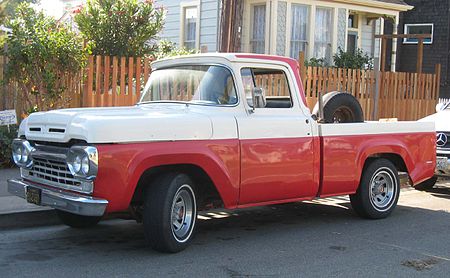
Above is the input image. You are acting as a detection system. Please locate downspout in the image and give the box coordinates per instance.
[446,0,450,96]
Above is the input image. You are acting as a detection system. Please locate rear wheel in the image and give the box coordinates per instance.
[350,159,400,219]
[143,173,197,253]
[56,210,102,228]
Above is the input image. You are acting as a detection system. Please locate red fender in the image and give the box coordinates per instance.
[94,140,240,212]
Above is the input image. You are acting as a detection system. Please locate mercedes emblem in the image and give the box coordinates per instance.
[436,133,447,147]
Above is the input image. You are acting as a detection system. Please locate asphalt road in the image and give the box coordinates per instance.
[1,184,450,277]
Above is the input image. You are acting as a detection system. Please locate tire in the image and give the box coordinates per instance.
[414,177,437,191]
[312,91,364,123]
[350,159,400,219]
[56,210,102,228]
[143,173,197,253]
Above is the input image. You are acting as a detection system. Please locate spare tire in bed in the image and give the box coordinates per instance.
[312,91,364,123]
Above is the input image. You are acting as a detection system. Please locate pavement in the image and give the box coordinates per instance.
[0,168,57,229]
[0,184,449,277]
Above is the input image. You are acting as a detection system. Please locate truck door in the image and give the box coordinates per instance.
[235,66,318,205]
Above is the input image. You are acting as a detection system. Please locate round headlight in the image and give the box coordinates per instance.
[12,145,23,165]
[73,155,82,173]
[81,155,89,175]
[21,146,30,163]
[66,145,98,180]
[11,139,34,168]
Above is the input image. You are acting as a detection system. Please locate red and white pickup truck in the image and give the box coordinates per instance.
[8,54,435,253]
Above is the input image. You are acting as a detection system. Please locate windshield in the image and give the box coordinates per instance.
[139,65,237,105]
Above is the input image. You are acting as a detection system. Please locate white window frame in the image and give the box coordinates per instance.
[180,2,200,50]
[403,23,433,45]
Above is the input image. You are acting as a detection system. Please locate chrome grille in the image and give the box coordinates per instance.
[29,157,81,187]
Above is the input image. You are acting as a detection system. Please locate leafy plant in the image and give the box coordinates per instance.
[333,47,373,70]
[4,3,86,113]
[304,57,328,67]
[154,40,197,60]
[0,125,18,168]
[74,0,165,57]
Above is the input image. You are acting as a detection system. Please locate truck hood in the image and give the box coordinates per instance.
[19,104,213,143]
[419,110,450,132]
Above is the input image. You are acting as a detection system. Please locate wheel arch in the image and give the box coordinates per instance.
[131,164,225,210]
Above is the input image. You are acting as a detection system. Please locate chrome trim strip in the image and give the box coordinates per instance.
[7,179,107,217]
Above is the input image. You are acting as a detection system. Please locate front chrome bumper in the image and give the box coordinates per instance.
[7,179,108,217]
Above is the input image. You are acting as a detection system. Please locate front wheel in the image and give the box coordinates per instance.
[143,173,197,253]
[350,159,400,219]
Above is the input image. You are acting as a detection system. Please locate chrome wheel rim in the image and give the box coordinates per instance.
[171,184,196,243]
[369,168,397,212]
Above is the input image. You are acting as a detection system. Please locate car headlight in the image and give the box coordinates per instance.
[11,139,34,168]
[66,146,98,180]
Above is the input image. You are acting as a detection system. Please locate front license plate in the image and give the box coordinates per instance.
[437,157,448,171]
[26,187,42,205]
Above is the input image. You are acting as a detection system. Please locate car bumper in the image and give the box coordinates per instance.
[435,156,450,177]
[7,179,108,217]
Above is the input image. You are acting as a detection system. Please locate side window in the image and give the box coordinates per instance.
[240,68,292,108]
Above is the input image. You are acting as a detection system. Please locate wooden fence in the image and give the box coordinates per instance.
[80,55,153,107]
[0,54,442,121]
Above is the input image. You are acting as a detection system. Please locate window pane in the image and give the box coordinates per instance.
[314,7,332,62]
[141,66,237,105]
[251,5,266,54]
[404,24,433,44]
[241,68,292,108]
[347,32,357,54]
[290,4,309,59]
[184,7,197,49]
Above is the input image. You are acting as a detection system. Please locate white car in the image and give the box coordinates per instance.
[419,102,450,188]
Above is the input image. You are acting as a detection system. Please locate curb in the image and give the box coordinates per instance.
[0,209,60,230]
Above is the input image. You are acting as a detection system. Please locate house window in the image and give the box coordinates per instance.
[314,7,333,62]
[347,32,358,54]
[182,6,198,50]
[250,4,266,54]
[348,14,358,29]
[403,23,433,44]
[290,4,309,59]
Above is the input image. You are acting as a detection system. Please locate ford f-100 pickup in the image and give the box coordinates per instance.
[8,53,436,252]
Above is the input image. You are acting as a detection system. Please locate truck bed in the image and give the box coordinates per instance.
[317,121,436,197]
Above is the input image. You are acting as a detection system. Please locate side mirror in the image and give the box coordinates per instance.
[436,102,446,112]
[251,87,266,110]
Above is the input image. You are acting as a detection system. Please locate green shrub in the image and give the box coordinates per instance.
[154,40,197,60]
[75,0,165,57]
[333,47,373,70]
[304,57,328,68]
[4,3,86,112]
[0,125,18,168]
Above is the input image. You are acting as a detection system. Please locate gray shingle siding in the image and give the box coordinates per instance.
[157,0,219,52]
[396,0,450,97]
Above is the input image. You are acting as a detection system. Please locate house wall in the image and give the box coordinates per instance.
[241,0,399,64]
[397,0,450,97]
[157,0,219,52]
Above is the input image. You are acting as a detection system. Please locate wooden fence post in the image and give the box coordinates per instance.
[372,58,381,120]
[298,51,306,83]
